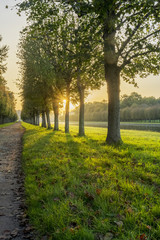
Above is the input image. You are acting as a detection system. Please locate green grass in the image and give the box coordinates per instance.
[0,122,16,128]
[22,122,160,240]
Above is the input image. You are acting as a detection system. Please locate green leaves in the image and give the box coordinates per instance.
[0,36,16,121]
[0,36,9,75]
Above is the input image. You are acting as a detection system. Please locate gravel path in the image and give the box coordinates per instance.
[0,122,34,240]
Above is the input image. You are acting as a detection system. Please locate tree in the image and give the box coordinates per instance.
[17,1,160,142]
[60,0,160,144]
[0,36,16,123]
[69,15,104,136]
[18,32,55,128]
[0,76,17,123]
[17,1,104,135]
[121,92,142,108]
[0,35,8,75]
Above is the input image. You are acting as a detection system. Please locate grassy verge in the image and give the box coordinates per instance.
[0,122,16,128]
[22,122,160,240]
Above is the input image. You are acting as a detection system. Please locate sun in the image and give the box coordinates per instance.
[63,100,75,111]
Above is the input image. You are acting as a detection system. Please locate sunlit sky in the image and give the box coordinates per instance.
[0,0,159,110]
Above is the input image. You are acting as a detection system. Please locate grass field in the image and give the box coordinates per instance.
[67,121,160,133]
[22,122,160,240]
[0,122,15,128]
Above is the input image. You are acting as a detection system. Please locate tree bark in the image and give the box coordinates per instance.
[53,101,59,131]
[105,65,122,144]
[65,84,70,133]
[33,113,36,125]
[78,84,85,136]
[35,115,37,125]
[37,113,40,126]
[103,16,122,144]
[42,110,47,128]
[0,116,3,124]
[35,113,38,125]
[46,109,51,129]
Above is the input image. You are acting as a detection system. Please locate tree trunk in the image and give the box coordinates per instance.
[65,84,70,133]
[36,113,40,126]
[105,65,122,144]
[78,85,85,136]
[46,109,51,129]
[35,115,37,125]
[32,114,36,125]
[53,101,59,131]
[42,111,47,128]
[103,17,122,144]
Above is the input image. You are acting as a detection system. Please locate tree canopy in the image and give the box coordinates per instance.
[17,0,160,143]
[0,36,17,123]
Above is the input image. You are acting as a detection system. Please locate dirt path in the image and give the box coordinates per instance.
[0,122,33,240]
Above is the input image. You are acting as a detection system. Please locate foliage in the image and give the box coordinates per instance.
[60,0,160,81]
[0,35,8,75]
[17,0,160,143]
[18,31,57,123]
[120,93,160,121]
[0,76,17,123]
[65,93,160,122]
[17,2,104,133]
[120,92,160,108]
[64,101,108,122]
[0,36,17,123]
[22,122,160,240]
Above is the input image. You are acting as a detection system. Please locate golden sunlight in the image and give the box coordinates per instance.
[63,100,75,111]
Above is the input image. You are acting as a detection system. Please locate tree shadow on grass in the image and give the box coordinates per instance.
[65,133,93,177]
[85,134,147,153]
[24,130,56,152]
[65,133,81,160]
[84,135,154,163]
[24,129,40,137]
[84,135,160,188]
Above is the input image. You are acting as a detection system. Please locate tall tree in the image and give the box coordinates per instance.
[60,0,160,144]
[17,1,160,142]
[18,32,54,127]
[66,14,104,136]
[0,36,16,123]
[17,1,104,135]
[0,35,8,75]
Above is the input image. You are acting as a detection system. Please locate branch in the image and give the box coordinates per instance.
[120,49,159,69]
[121,29,160,62]
[61,0,92,17]
[65,47,75,54]
[115,9,145,31]
[117,12,151,56]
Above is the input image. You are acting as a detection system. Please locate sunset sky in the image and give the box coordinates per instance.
[0,0,160,110]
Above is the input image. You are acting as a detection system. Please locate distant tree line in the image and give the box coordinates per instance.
[67,92,160,122]
[0,36,17,124]
[120,92,160,121]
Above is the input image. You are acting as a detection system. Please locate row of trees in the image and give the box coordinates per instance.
[0,36,17,124]
[68,93,160,122]
[18,2,104,135]
[18,0,160,144]
[121,105,160,122]
[121,92,160,121]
